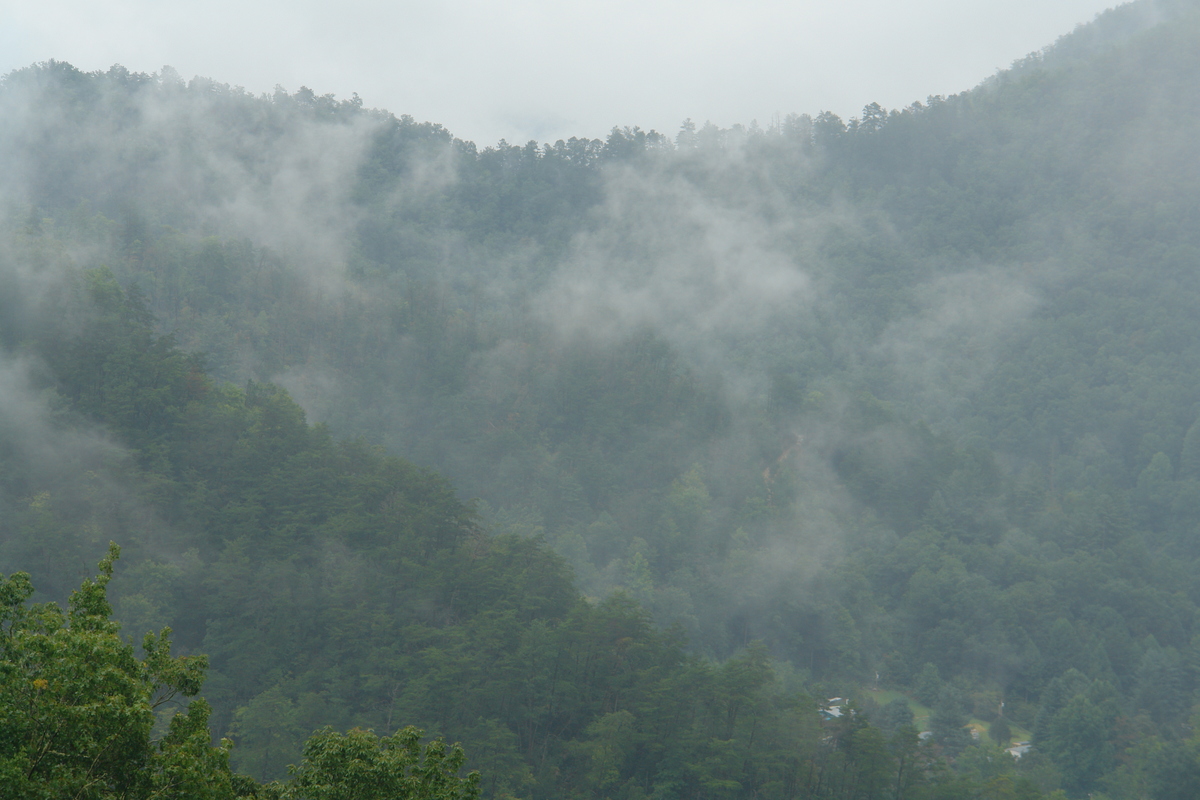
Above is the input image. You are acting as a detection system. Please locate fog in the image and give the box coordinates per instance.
[0,0,1149,627]
[0,0,1194,679]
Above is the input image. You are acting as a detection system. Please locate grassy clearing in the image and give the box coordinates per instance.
[860,689,1031,746]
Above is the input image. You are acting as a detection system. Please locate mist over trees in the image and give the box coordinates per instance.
[4,0,1200,798]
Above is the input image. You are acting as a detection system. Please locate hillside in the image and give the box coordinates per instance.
[3,1,1200,797]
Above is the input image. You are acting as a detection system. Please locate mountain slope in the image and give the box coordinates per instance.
[4,2,1200,796]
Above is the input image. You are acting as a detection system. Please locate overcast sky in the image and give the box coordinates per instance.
[3,0,1119,146]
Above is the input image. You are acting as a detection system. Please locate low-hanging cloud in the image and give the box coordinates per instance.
[0,66,396,299]
[537,154,814,383]
[874,268,1040,423]
[0,355,120,482]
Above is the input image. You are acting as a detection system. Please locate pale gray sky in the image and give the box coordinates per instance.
[3,0,1118,146]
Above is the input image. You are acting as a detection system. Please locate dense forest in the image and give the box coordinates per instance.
[4,0,1200,797]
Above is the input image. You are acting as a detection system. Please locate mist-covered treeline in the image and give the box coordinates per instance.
[4,0,1200,797]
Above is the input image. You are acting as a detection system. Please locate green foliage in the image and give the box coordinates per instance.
[989,717,1012,747]
[913,663,942,707]
[6,6,1200,795]
[929,686,973,757]
[0,544,239,800]
[1033,672,1121,796]
[265,727,479,800]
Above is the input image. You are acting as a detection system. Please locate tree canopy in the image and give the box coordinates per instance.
[4,1,1200,797]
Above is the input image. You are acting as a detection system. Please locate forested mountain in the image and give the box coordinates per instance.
[3,0,1200,797]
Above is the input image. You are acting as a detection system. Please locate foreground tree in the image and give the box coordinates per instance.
[0,543,241,800]
[0,545,480,800]
[264,727,480,800]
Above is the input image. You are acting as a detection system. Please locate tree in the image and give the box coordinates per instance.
[1036,680,1119,796]
[0,543,241,800]
[859,102,889,133]
[989,717,1012,747]
[0,545,483,800]
[913,663,942,706]
[265,727,480,800]
[1178,417,1200,478]
[1133,452,1175,530]
[813,110,847,143]
[929,686,972,757]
